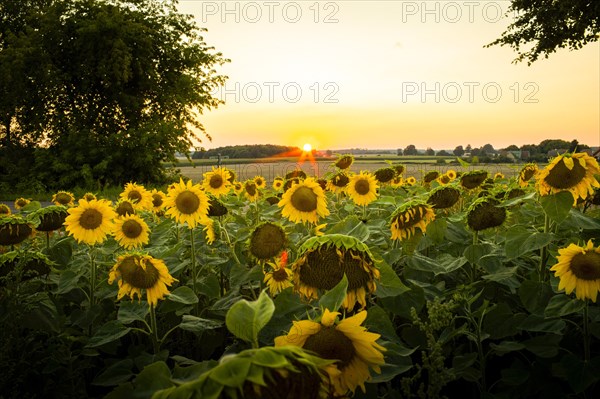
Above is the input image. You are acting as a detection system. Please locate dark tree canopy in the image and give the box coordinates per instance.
[488,0,600,64]
[403,144,418,155]
[0,0,227,191]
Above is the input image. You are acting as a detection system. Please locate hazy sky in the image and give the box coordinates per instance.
[178,0,600,151]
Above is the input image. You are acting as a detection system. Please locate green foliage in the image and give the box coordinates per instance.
[192,144,302,159]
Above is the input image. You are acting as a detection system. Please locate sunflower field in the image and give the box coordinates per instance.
[1,153,600,398]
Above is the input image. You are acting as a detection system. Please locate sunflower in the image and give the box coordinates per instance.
[120,182,153,210]
[460,170,488,190]
[64,199,116,245]
[405,176,417,186]
[14,198,30,210]
[550,240,600,302]
[113,214,150,249]
[0,204,11,216]
[283,177,301,192]
[249,222,287,260]
[108,253,177,307]
[536,152,600,204]
[423,171,439,184]
[427,186,461,209]
[494,172,505,180]
[202,217,217,245]
[390,176,403,187]
[243,180,260,202]
[346,172,378,206]
[82,192,97,202]
[275,308,386,396]
[272,177,284,191]
[292,234,380,310]
[466,197,507,231]
[334,154,354,170]
[390,200,435,240]
[223,167,236,183]
[285,170,307,180]
[445,169,457,180]
[374,167,396,184]
[52,191,75,206]
[150,189,166,214]
[114,199,136,217]
[279,178,329,224]
[264,251,293,296]
[164,178,209,229]
[254,175,267,189]
[207,195,228,217]
[32,205,68,232]
[392,164,405,175]
[0,216,34,246]
[202,167,232,197]
[233,181,244,195]
[327,172,350,193]
[518,163,538,187]
[436,174,451,185]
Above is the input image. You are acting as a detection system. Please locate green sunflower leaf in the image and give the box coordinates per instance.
[540,191,574,223]
[86,320,131,348]
[117,301,149,325]
[226,290,274,347]
[167,286,199,305]
[318,273,348,312]
[179,315,223,334]
[544,295,585,318]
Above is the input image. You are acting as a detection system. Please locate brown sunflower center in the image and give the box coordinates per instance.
[55,193,72,205]
[570,252,600,281]
[79,208,103,230]
[332,174,349,187]
[544,158,587,189]
[152,194,163,208]
[119,257,160,289]
[521,167,536,182]
[354,179,371,195]
[300,247,373,290]
[176,191,200,214]
[127,190,142,203]
[272,267,289,282]
[122,219,143,238]
[0,205,10,214]
[303,327,356,369]
[256,178,264,186]
[250,223,286,259]
[209,174,224,189]
[116,201,135,216]
[291,187,318,212]
[15,199,28,207]
[245,182,257,197]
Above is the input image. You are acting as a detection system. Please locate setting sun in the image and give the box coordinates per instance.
[303,143,312,152]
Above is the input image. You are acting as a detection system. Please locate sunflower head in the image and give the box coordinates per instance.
[0,204,11,216]
[392,164,405,175]
[233,181,244,195]
[0,216,34,246]
[120,182,152,210]
[150,189,166,213]
[328,172,350,192]
[279,177,330,224]
[109,253,177,307]
[283,177,300,192]
[202,167,232,197]
[496,187,526,201]
[264,250,293,296]
[164,178,210,229]
[272,177,284,191]
[32,205,68,232]
[113,214,150,249]
[405,176,417,186]
[427,186,461,209]
[244,180,260,202]
[550,240,600,302]
[52,191,75,207]
[64,199,116,245]
[445,169,457,180]
[536,152,600,204]
[423,171,439,184]
[82,192,97,202]
[518,163,538,187]
[466,197,507,231]
[374,167,396,183]
[334,154,354,170]
[285,170,307,180]
[0,250,55,283]
[249,222,287,260]
[460,170,488,189]
[347,172,379,206]
[494,172,505,180]
[292,234,380,310]
[437,174,451,185]
[390,200,435,240]
[14,198,30,210]
[253,175,266,189]
[114,199,136,217]
[207,195,228,217]
[223,167,237,183]
[275,308,386,396]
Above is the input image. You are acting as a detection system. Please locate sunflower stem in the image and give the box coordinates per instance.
[89,246,96,307]
[149,305,160,354]
[539,213,550,281]
[46,232,50,249]
[472,231,478,245]
[583,300,590,363]
[190,227,197,295]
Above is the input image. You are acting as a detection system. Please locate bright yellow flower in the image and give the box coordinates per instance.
[64,199,116,245]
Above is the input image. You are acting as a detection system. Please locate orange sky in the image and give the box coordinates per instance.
[179,0,600,151]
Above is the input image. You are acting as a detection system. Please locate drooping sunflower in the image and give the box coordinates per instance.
[536,152,600,204]
[327,172,350,193]
[202,167,232,197]
[64,199,116,245]
[223,167,237,183]
[285,170,307,180]
[437,174,451,185]
[0,216,34,246]
[427,186,461,209]
[81,192,97,202]
[274,308,386,396]
[518,163,538,187]
[466,197,507,231]
[460,170,488,190]
[164,178,209,229]
[392,164,405,176]
[253,175,267,189]
[201,217,217,245]
[249,222,287,260]
[346,172,378,206]
[423,171,439,184]
[243,180,260,202]
[32,205,68,232]
[390,200,435,240]
[0,204,11,216]
[283,177,301,192]
[264,251,293,296]
[374,167,396,184]
[108,253,177,307]
[113,214,150,249]
[52,191,75,206]
[0,249,54,282]
[14,198,30,210]
[207,195,228,217]
[550,240,600,302]
[120,182,153,210]
[291,234,380,310]
[334,154,354,170]
[114,199,136,217]
[279,177,330,224]
[150,189,166,214]
[272,177,284,191]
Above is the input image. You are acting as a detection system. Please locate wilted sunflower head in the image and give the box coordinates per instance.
[390,200,435,240]
[496,187,526,201]
[374,167,396,183]
[536,152,600,204]
[437,174,451,185]
[108,253,177,307]
[202,167,232,197]
[466,197,507,231]
[272,177,284,191]
[0,216,34,246]
[334,154,354,170]
[392,164,405,175]
[223,168,236,183]
[285,170,307,180]
[14,198,30,210]
[113,214,150,250]
[550,240,600,302]
[265,196,280,205]
[32,205,68,232]
[346,172,378,206]
[328,172,350,193]
[249,222,287,260]
[423,171,440,184]
[283,177,300,192]
[0,204,11,216]
[278,178,330,224]
[114,199,136,217]
[207,195,228,217]
[481,178,496,191]
[460,170,488,189]
[244,180,260,202]
[0,250,55,283]
[292,234,380,310]
[427,186,461,209]
[52,191,75,206]
[518,163,538,187]
[120,182,152,210]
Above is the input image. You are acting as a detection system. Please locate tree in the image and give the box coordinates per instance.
[482,144,495,154]
[425,147,435,156]
[453,145,464,156]
[437,149,450,156]
[403,144,418,155]
[397,148,403,156]
[0,0,227,189]
[503,144,520,151]
[465,144,472,153]
[487,0,600,64]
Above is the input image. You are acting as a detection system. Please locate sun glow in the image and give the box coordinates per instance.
[303,143,312,152]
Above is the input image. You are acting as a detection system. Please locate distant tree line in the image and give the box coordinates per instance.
[192,144,301,159]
